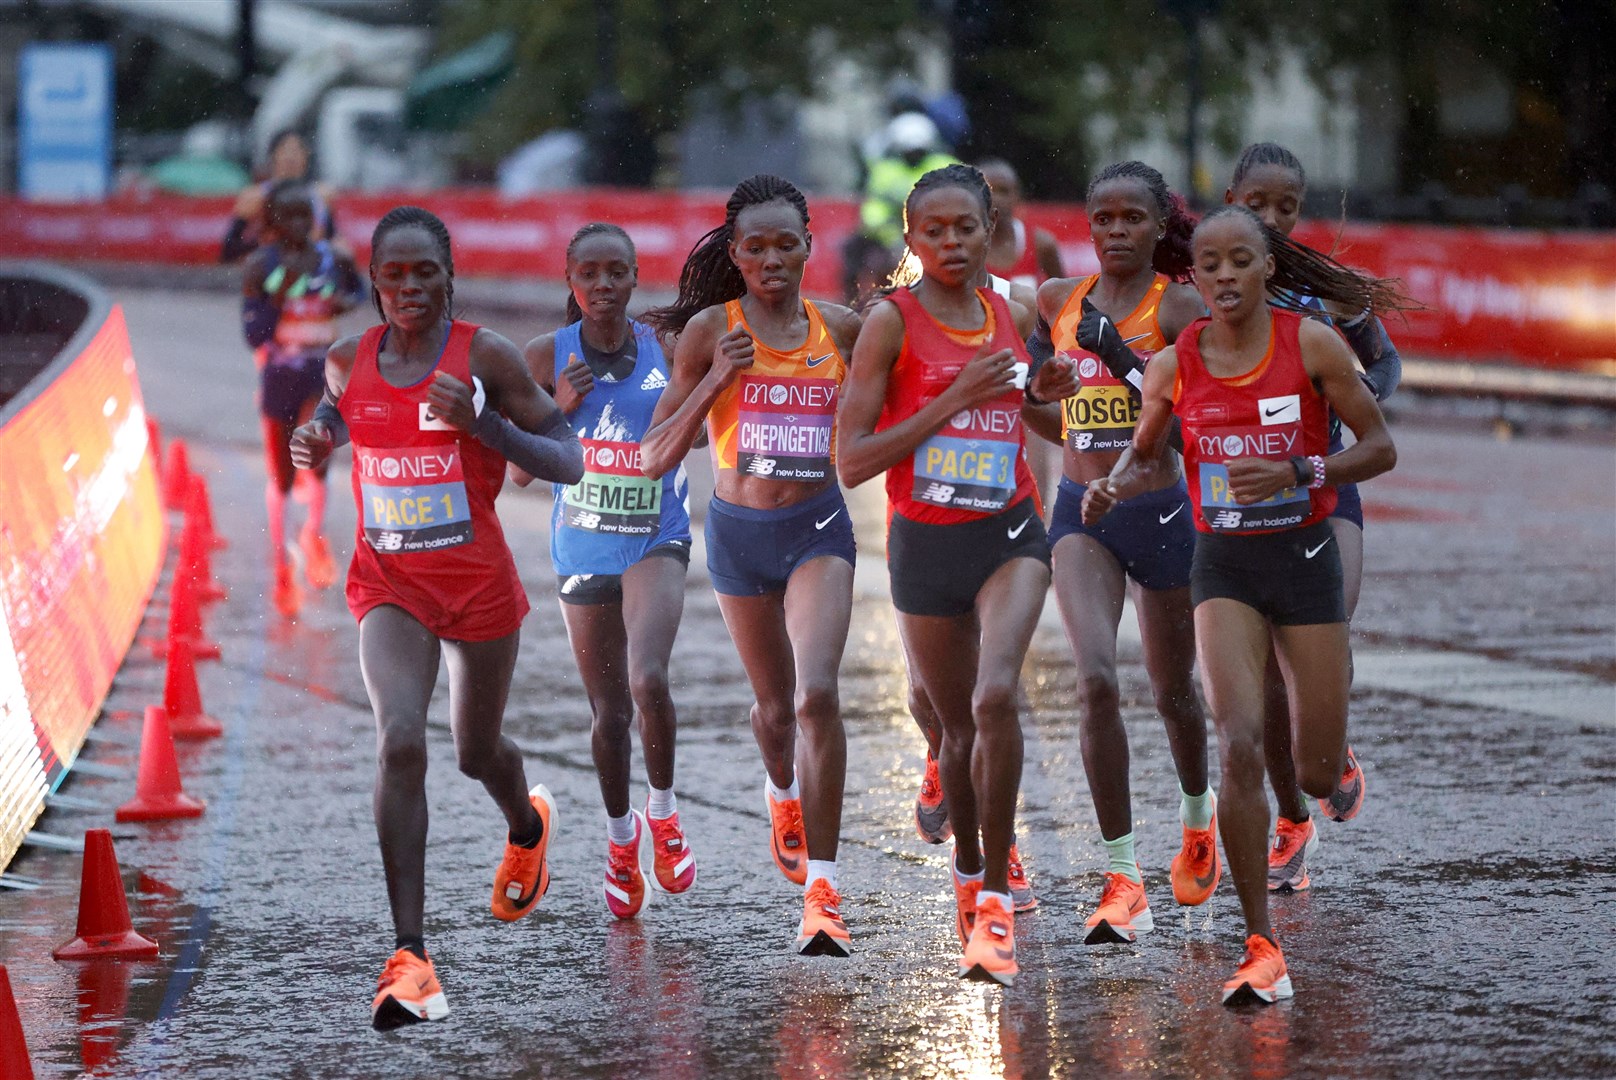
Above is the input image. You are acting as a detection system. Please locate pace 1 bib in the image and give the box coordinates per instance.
[562,438,663,535]
[735,374,838,481]
[355,444,473,552]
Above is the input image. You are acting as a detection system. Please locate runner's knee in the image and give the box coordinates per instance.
[376,726,427,778]
[1218,726,1265,787]
[971,680,1019,731]
[1078,671,1120,719]
[628,665,672,715]
[794,682,839,731]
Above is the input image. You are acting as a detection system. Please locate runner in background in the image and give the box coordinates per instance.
[979,158,1064,512]
[239,179,361,616]
[838,164,1078,986]
[221,130,337,263]
[1026,161,1216,944]
[290,206,584,1030]
[514,223,696,921]
[1084,204,1403,1004]
[642,175,863,957]
[1225,142,1404,892]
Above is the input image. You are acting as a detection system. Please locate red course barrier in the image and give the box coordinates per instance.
[0,190,1611,370]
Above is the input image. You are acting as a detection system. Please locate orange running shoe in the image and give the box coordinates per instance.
[605,810,647,920]
[951,860,983,946]
[1268,816,1319,893]
[300,525,337,590]
[959,895,1017,986]
[371,948,448,1030]
[492,785,556,922]
[646,807,697,894]
[1006,843,1039,912]
[794,878,852,957]
[1170,802,1222,906]
[1319,746,1366,822]
[764,782,807,885]
[1083,871,1154,945]
[1221,934,1294,1005]
[915,752,951,844]
[272,557,301,617]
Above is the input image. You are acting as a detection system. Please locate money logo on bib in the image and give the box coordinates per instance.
[1195,398,1310,533]
[564,438,662,535]
[356,444,473,551]
[913,401,1019,512]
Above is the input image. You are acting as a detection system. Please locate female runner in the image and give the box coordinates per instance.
[515,223,696,920]
[290,206,584,1029]
[1084,204,1399,1004]
[240,180,361,616]
[838,164,1077,987]
[1225,142,1404,891]
[641,175,863,956]
[1027,161,1216,944]
[221,129,336,263]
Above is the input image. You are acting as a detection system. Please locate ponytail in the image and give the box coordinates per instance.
[1087,160,1196,283]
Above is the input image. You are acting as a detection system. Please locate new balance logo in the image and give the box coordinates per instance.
[575,511,602,530]
[374,531,404,551]
[640,368,668,391]
[746,456,777,476]
[922,482,957,502]
[1211,510,1243,529]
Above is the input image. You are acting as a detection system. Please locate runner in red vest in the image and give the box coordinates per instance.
[291,206,584,1030]
[839,164,1077,987]
[1083,205,1398,1005]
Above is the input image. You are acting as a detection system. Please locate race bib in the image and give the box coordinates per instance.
[736,374,837,481]
[1061,350,1146,453]
[1194,424,1308,533]
[912,401,1019,512]
[355,444,473,552]
[563,439,662,535]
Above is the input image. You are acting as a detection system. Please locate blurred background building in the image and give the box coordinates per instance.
[0,0,1610,226]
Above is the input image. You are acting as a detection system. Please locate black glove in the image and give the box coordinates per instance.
[1076,296,1145,391]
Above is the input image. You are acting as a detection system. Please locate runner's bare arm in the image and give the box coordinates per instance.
[1302,318,1397,486]
[1158,282,1207,344]
[818,301,864,363]
[836,301,1018,488]
[1081,346,1180,523]
[290,335,359,469]
[640,306,736,479]
[1035,227,1064,282]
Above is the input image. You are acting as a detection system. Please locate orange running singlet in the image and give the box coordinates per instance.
[1051,273,1169,454]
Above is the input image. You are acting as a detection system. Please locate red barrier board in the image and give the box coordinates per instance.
[1,192,1611,370]
[0,307,165,870]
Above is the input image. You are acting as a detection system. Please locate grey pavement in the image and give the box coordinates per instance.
[1,285,1613,1079]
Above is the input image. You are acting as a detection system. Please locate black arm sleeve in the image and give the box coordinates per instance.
[220,217,255,263]
[312,396,350,449]
[1339,313,1402,401]
[472,408,585,485]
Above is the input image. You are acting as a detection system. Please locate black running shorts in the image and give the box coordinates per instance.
[1190,519,1346,626]
[888,498,1051,617]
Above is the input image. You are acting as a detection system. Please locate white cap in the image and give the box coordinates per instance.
[886,111,940,154]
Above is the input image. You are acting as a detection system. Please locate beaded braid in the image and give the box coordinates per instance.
[563,222,636,325]
[644,174,811,336]
[1087,161,1197,283]
[369,205,455,320]
[1196,205,1417,315]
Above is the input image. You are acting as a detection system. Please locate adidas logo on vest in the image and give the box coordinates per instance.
[640,368,668,391]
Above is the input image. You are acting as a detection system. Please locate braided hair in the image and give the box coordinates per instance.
[369,206,454,321]
[563,222,636,324]
[1194,205,1416,315]
[1230,142,1307,193]
[882,163,995,293]
[644,175,810,336]
[1086,161,1196,283]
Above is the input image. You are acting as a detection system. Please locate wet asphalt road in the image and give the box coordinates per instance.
[2,287,1613,1079]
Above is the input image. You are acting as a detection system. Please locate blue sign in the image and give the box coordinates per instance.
[19,43,113,201]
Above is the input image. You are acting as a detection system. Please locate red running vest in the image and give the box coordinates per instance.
[879,286,1036,525]
[1173,309,1336,535]
[340,319,529,640]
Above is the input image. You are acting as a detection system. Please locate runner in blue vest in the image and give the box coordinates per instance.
[514,223,696,919]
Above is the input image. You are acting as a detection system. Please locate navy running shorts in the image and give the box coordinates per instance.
[260,353,325,425]
[1047,477,1194,591]
[1329,481,1363,529]
[556,541,691,606]
[1191,519,1346,626]
[888,498,1050,618]
[704,485,855,597]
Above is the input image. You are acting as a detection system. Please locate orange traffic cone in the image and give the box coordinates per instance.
[0,964,36,1079]
[114,707,205,823]
[160,438,191,511]
[145,415,162,465]
[179,504,225,606]
[159,637,221,740]
[188,473,227,552]
[148,567,220,662]
[51,830,161,960]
